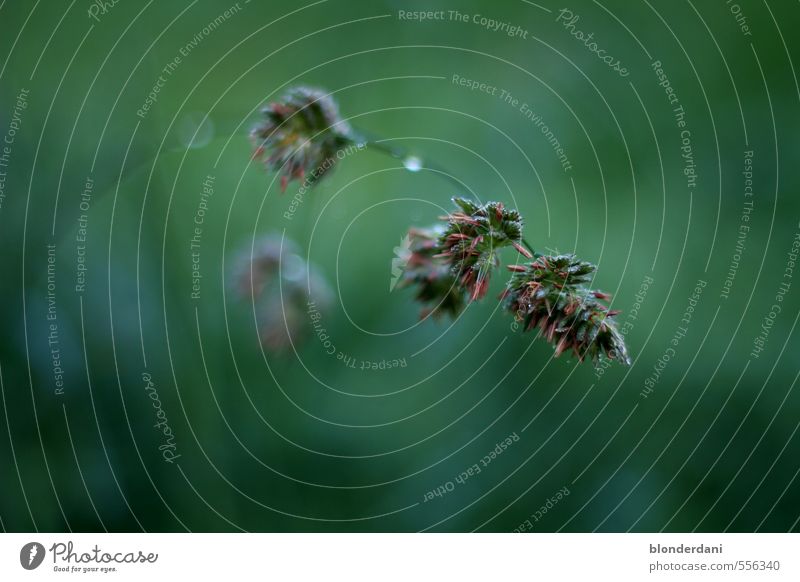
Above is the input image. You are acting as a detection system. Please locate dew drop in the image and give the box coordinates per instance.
[402,155,423,172]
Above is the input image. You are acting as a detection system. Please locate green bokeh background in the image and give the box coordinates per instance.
[1,0,798,532]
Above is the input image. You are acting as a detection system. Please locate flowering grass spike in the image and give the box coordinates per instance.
[398,226,468,319]
[232,234,332,352]
[502,254,630,364]
[402,198,630,366]
[251,86,355,191]
[437,197,532,300]
[246,85,631,366]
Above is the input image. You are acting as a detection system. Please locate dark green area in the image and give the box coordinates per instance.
[0,0,798,532]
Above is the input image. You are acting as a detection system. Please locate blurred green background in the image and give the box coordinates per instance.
[0,0,798,532]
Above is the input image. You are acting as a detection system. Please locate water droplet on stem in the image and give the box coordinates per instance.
[402,155,422,172]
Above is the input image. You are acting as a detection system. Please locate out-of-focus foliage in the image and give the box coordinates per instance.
[0,0,798,532]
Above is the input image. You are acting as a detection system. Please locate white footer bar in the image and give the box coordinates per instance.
[1,533,797,580]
